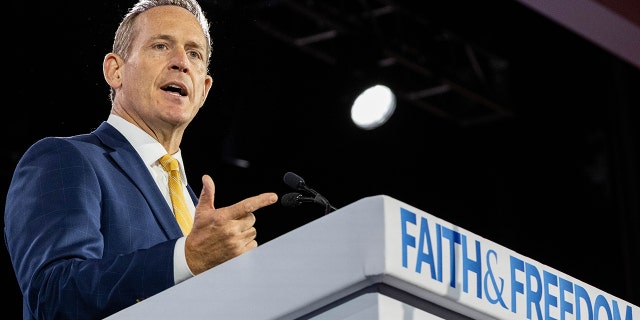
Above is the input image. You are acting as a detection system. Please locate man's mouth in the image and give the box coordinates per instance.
[161,84,187,97]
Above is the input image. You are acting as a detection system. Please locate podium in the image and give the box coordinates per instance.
[106,195,639,319]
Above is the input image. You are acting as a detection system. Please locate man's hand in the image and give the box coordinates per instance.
[185,174,278,275]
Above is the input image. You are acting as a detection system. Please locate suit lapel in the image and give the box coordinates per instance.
[93,122,184,238]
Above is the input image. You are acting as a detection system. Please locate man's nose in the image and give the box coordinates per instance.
[171,50,190,73]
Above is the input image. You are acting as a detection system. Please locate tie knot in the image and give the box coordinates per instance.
[159,154,179,172]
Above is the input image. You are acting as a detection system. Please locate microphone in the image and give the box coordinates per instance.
[283,171,306,190]
[281,192,325,208]
[281,172,337,214]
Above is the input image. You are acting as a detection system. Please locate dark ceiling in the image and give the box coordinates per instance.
[4,0,639,316]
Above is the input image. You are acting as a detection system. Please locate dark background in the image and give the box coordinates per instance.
[4,0,639,317]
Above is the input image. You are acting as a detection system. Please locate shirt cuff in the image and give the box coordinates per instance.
[173,236,195,284]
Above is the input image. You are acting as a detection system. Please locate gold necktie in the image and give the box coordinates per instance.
[159,154,193,235]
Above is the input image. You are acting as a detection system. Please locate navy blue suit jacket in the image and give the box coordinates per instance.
[4,122,198,319]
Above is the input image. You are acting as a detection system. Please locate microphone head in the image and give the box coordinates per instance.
[281,192,302,208]
[283,171,305,190]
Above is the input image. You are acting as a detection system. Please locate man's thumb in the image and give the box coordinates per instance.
[198,174,216,210]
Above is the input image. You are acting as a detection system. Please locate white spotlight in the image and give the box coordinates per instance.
[351,84,396,130]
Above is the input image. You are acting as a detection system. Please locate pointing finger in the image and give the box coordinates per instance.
[218,192,278,221]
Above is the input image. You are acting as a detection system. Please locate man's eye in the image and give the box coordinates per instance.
[188,51,202,59]
[154,43,168,50]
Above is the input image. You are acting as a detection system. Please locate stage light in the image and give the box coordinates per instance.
[350,84,396,130]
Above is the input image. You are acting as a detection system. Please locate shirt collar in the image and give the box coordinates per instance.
[107,114,187,180]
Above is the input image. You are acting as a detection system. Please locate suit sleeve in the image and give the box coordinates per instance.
[4,137,177,319]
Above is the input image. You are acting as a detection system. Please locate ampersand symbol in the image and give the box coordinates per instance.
[484,249,507,309]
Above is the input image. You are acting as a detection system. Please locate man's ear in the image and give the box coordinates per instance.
[103,53,124,89]
[203,74,213,100]
[197,74,214,109]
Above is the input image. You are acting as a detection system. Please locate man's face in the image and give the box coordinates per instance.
[116,5,212,132]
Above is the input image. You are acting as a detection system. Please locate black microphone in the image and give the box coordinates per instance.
[282,172,337,214]
[283,171,306,191]
[281,192,324,208]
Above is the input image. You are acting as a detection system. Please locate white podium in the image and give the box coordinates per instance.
[106,195,639,320]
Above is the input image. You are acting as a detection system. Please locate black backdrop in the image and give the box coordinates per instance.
[3,0,639,318]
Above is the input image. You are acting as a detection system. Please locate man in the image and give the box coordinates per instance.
[4,0,278,319]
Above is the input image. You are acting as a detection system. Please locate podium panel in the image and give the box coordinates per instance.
[106,195,638,320]
[307,291,446,320]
